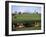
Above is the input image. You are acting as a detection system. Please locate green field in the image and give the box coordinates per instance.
[12,13,41,23]
[12,13,41,31]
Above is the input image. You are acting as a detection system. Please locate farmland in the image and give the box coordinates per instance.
[12,13,41,31]
[12,13,41,23]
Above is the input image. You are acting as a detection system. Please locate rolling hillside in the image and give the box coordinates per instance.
[12,13,41,23]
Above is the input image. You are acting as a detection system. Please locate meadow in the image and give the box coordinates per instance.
[12,13,41,31]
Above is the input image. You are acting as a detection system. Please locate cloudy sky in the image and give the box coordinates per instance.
[11,5,41,13]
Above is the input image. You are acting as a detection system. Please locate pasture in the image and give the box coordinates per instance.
[12,13,41,31]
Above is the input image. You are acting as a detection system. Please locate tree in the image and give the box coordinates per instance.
[36,12,38,14]
[18,12,21,14]
[34,10,38,14]
[15,11,17,14]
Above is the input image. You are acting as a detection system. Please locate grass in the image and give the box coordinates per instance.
[16,14,40,20]
[13,14,41,22]
[15,26,41,31]
[12,13,41,31]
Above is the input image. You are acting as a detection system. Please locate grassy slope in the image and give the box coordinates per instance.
[14,14,41,21]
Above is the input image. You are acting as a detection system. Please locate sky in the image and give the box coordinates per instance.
[11,5,41,13]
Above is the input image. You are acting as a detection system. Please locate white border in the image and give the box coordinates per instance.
[9,3,44,35]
